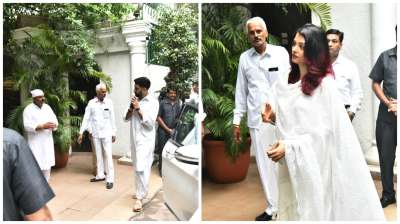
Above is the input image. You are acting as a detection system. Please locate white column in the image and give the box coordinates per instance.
[122,20,152,83]
[365,3,397,172]
[118,20,152,164]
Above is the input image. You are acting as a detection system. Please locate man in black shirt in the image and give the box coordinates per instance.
[369,27,397,208]
[156,88,182,175]
[3,128,55,220]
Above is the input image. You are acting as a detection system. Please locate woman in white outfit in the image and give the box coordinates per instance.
[262,24,385,221]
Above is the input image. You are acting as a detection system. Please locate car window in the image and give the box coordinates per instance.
[173,103,197,146]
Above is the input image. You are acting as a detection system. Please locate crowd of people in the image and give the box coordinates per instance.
[234,17,396,221]
[3,15,396,222]
[3,76,201,220]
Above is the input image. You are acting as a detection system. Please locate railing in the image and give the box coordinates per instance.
[142,4,160,25]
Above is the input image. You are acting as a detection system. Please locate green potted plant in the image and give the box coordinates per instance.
[6,93,83,168]
[202,4,252,183]
[202,87,251,183]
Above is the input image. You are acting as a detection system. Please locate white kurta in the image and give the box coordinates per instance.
[23,103,58,170]
[124,94,159,172]
[270,76,385,221]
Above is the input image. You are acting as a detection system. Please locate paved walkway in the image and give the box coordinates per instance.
[47,152,177,221]
[202,162,397,221]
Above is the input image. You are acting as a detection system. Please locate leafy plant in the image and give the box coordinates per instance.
[149,4,198,99]
[202,4,251,160]
[4,3,135,153]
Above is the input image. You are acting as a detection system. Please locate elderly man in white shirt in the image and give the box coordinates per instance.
[78,83,116,190]
[326,29,363,121]
[233,17,290,221]
[23,89,58,181]
[124,77,159,212]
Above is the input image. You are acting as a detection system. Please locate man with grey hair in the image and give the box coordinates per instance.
[233,17,290,221]
[23,89,58,181]
[78,83,116,189]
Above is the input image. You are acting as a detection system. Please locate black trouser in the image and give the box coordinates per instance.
[157,129,170,174]
[376,117,397,199]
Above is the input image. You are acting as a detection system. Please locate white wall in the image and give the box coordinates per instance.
[95,52,132,157]
[327,3,397,167]
[327,3,374,154]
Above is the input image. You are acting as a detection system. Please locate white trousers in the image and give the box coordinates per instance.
[250,123,279,215]
[42,169,51,182]
[93,137,114,183]
[135,171,150,200]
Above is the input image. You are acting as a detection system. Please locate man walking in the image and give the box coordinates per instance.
[23,89,58,182]
[233,17,290,221]
[124,77,159,212]
[78,83,116,190]
[369,27,397,208]
[326,29,363,121]
[157,87,182,175]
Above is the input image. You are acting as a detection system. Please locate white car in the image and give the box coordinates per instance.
[162,103,199,221]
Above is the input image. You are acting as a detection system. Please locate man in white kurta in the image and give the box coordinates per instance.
[233,17,290,221]
[78,83,116,190]
[326,29,363,121]
[23,89,58,182]
[124,77,159,212]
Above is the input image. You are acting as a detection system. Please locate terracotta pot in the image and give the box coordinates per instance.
[203,138,251,184]
[54,148,69,168]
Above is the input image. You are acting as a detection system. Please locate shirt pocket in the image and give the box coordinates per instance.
[103,108,111,119]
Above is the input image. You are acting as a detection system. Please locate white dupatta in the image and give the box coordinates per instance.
[271,76,385,221]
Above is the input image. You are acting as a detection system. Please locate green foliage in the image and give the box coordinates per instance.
[202,3,332,160]
[297,3,332,31]
[202,4,251,160]
[149,4,198,99]
[4,3,134,152]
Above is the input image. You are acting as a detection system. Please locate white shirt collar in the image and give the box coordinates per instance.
[332,54,344,65]
[250,44,272,57]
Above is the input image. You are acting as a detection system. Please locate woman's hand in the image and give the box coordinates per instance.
[266,140,285,162]
[262,103,276,124]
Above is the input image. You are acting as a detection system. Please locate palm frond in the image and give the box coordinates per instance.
[304,3,332,31]
[6,99,32,134]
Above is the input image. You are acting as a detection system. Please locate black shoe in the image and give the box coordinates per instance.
[90,177,105,182]
[106,182,113,189]
[380,196,396,208]
[255,212,273,221]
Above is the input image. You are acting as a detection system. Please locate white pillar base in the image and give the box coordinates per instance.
[366,146,397,180]
[117,156,133,166]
